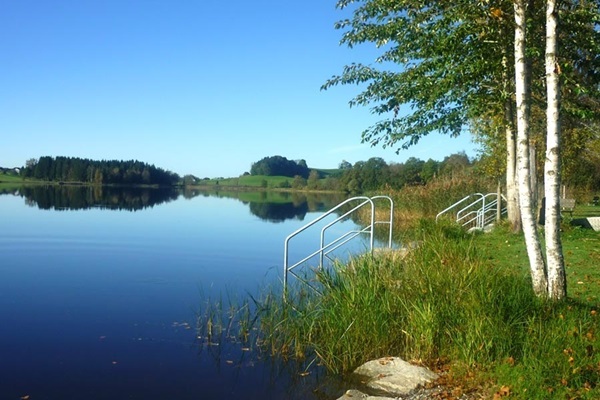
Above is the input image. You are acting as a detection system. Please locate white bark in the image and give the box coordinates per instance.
[545,0,567,300]
[503,53,521,232]
[497,180,502,222]
[514,0,548,297]
[530,144,538,209]
[506,123,520,231]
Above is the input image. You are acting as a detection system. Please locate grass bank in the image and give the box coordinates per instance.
[198,220,599,399]
[0,173,47,191]
[190,171,341,191]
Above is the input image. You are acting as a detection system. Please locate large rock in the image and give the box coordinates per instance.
[352,357,438,397]
[336,389,395,400]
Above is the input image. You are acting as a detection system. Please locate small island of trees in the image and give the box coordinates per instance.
[250,155,310,178]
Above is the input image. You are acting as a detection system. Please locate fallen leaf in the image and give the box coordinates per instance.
[493,385,511,398]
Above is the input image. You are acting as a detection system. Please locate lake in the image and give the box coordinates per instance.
[0,186,383,399]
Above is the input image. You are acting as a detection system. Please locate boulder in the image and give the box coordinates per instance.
[352,357,438,397]
[336,389,395,399]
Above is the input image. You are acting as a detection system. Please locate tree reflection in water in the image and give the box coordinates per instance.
[16,185,180,211]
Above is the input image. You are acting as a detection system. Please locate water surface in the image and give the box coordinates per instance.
[0,187,375,399]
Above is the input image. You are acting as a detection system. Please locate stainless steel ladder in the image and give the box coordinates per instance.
[436,193,507,229]
[283,195,394,293]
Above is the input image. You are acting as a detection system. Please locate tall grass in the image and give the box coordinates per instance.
[278,222,542,371]
[197,220,599,398]
[389,172,493,218]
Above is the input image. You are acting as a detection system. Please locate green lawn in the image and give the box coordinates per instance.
[476,221,600,304]
[573,204,600,219]
[0,172,23,183]
[0,172,28,190]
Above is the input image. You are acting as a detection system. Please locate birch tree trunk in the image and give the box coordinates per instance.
[497,180,502,222]
[514,0,548,297]
[545,0,567,300]
[506,121,521,231]
[530,144,538,210]
[503,51,521,232]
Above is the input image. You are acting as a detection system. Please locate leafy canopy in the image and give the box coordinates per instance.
[322,0,509,151]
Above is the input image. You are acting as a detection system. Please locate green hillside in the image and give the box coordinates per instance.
[198,175,295,188]
[0,172,22,183]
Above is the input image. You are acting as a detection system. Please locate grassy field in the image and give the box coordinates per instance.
[194,169,341,189]
[0,172,32,191]
[0,172,23,183]
[574,204,600,218]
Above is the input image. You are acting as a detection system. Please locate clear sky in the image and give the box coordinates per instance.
[1,1,479,178]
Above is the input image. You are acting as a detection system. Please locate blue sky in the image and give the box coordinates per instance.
[1,1,478,178]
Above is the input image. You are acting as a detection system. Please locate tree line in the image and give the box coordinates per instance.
[21,156,180,186]
[336,153,472,193]
[248,153,476,193]
[247,151,600,194]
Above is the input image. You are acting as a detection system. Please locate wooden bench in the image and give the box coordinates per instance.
[560,198,576,218]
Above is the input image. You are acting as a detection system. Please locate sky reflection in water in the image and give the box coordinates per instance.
[0,189,374,399]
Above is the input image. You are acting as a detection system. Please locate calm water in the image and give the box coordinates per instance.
[0,187,376,399]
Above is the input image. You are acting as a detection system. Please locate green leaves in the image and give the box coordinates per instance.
[324,0,510,151]
[324,0,600,177]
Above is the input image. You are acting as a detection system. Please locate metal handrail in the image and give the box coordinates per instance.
[435,195,472,222]
[437,193,507,229]
[371,195,394,248]
[283,195,393,293]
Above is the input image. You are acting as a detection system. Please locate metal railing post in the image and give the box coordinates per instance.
[284,195,394,297]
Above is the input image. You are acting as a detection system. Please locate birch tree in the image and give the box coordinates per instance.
[544,0,566,299]
[502,29,521,232]
[325,0,599,298]
[514,0,548,296]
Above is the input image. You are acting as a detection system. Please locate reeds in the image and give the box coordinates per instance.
[197,220,599,398]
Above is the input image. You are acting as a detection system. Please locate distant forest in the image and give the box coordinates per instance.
[21,156,180,186]
[245,153,476,193]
